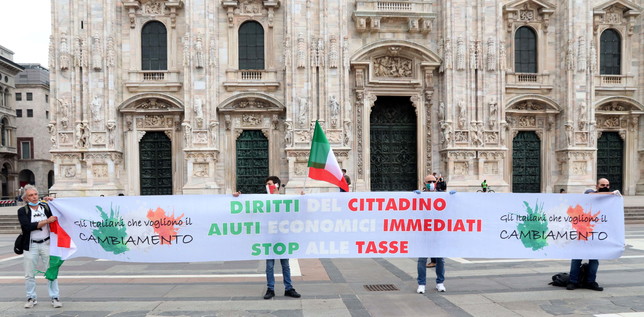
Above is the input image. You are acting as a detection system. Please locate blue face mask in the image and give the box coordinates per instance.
[28,202,39,207]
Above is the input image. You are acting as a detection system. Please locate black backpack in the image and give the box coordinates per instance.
[549,263,588,287]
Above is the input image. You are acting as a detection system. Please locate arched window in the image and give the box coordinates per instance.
[141,21,167,70]
[0,117,7,147]
[600,29,621,75]
[238,21,265,70]
[514,26,537,73]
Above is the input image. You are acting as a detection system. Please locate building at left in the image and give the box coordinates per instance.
[0,45,22,200]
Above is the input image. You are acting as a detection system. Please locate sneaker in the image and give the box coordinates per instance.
[566,283,577,290]
[436,283,446,292]
[52,298,62,308]
[24,298,37,309]
[416,285,426,294]
[284,288,301,298]
[584,282,603,291]
[263,289,275,300]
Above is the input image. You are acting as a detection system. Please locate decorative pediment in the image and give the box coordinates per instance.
[218,93,285,113]
[503,0,556,32]
[593,0,642,35]
[122,0,184,28]
[505,95,561,113]
[221,0,280,27]
[119,94,184,113]
[595,97,644,113]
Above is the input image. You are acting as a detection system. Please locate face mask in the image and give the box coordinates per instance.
[28,202,39,206]
[425,183,435,191]
[597,187,611,192]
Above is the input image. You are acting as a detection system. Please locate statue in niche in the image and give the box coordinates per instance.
[57,98,70,129]
[471,123,483,147]
[578,102,588,130]
[298,97,309,126]
[194,98,204,128]
[209,121,219,147]
[441,122,452,146]
[329,96,340,127]
[438,102,445,122]
[486,38,496,71]
[297,33,306,69]
[457,100,466,129]
[328,35,338,68]
[565,123,573,147]
[183,34,191,67]
[75,122,89,148]
[182,122,192,146]
[443,38,453,70]
[566,39,575,71]
[106,121,116,147]
[284,121,293,147]
[47,123,56,146]
[344,121,352,146]
[59,35,70,71]
[498,41,506,71]
[488,98,498,129]
[209,38,217,67]
[456,36,465,70]
[194,35,204,69]
[577,36,586,72]
[92,34,102,71]
[106,37,115,67]
[91,96,102,123]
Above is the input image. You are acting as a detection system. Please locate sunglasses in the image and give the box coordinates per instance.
[425,180,437,183]
[598,184,610,187]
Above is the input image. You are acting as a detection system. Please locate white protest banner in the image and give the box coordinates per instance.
[49,192,624,262]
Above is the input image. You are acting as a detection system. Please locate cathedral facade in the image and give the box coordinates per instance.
[49,0,643,196]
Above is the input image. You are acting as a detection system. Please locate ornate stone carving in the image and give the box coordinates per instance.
[310,37,324,67]
[48,123,57,146]
[469,41,480,70]
[63,165,76,178]
[454,131,468,143]
[75,122,89,148]
[242,114,262,126]
[194,34,204,69]
[91,96,102,123]
[572,161,587,175]
[137,130,146,142]
[136,98,170,110]
[59,35,70,71]
[566,39,575,71]
[343,120,351,146]
[517,116,537,127]
[193,131,208,144]
[93,164,108,178]
[91,132,106,145]
[457,99,466,129]
[471,122,483,147]
[329,96,340,128]
[454,162,469,176]
[565,123,574,146]
[373,56,412,78]
[456,36,465,70]
[59,132,72,145]
[443,38,452,71]
[193,163,209,177]
[597,116,621,129]
[57,98,71,129]
[49,35,55,71]
[209,37,217,67]
[597,102,627,111]
[106,37,115,67]
[182,122,192,145]
[577,36,586,72]
[295,130,311,143]
[297,33,306,69]
[498,41,506,71]
[297,97,309,126]
[224,115,231,130]
[486,37,496,71]
[194,98,204,128]
[441,122,452,148]
[328,35,338,69]
[513,101,545,111]
[106,121,116,147]
[578,102,587,130]
[183,33,191,67]
[92,34,102,71]
[488,98,498,129]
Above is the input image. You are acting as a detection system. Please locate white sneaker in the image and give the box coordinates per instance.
[417,285,426,294]
[24,298,37,309]
[436,283,446,292]
[52,298,62,308]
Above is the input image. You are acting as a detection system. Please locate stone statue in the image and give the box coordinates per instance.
[92,34,102,71]
[489,98,498,129]
[106,121,116,147]
[75,122,88,148]
[209,121,219,147]
[298,97,308,126]
[438,102,445,122]
[194,35,204,69]
[182,122,192,146]
[59,36,70,71]
[284,121,293,147]
[47,123,56,146]
[457,100,466,129]
[578,102,587,130]
[57,98,70,129]
[441,122,452,147]
[91,96,102,123]
[329,95,339,127]
[194,98,204,127]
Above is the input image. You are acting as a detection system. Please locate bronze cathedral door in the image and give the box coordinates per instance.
[139,131,173,195]
[370,96,418,191]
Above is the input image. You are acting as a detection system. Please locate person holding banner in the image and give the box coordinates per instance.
[233,176,302,299]
[415,174,447,294]
[17,185,62,309]
[567,178,620,291]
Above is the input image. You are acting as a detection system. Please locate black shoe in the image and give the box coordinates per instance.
[584,282,603,291]
[284,288,301,298]
[263,289,275,299]
[566,283,576,290]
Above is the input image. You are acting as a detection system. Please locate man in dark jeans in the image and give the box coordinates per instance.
[233,176,302,299]
[567,177,620,291]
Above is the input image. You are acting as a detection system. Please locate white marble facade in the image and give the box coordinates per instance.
[48,0,644,196]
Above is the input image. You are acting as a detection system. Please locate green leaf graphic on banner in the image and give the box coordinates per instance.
[93,204,130,254]
[517,200,549,250]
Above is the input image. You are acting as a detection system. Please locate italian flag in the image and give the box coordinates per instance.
[45,220,76,281]
[308,121,350,191]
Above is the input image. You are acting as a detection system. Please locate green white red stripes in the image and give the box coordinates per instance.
[307,121,349,191]
[45,220,76,281]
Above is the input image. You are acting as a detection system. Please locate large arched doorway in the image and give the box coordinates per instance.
[139,132,172,195]
[18,169,36,187]
[597,132,623,192]
[236,130,269,194]
[370,96,417,191]
[512,131,541,193]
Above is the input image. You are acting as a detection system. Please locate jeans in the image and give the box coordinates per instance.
[417,257,445,285]
[24,241,59,299]
[266,259,293,291]
[569,259,598,284]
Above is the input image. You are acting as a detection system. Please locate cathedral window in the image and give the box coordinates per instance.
[514,26,537,73]
[600,29,621,75]
[141,21,168,70]
[238,21,265,70]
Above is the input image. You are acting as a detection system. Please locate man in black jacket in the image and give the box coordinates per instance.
[17,185,61,309]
